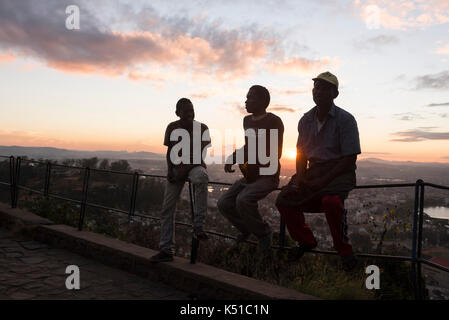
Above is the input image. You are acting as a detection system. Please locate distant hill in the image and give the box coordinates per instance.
[0,146,165,161]
[359,158,449,168]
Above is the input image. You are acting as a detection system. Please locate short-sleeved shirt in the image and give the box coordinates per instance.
[238,113,284,182]
[164,120,211,168]
[297,104,361,163]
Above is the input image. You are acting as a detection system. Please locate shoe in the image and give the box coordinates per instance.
[258,231,272,252]
[236,232,250,244]
[149,250,173,263]
[288,242,317,263]
[341,253,358,272]
[193,227,209,240]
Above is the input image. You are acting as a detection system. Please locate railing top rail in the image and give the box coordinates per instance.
[423,182,449,191]
[9,155,449,190]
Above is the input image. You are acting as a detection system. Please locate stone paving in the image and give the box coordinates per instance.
[0,227,190,300]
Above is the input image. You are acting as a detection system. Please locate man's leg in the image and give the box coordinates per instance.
[217,178,248,235]
[276,203,318,247]
[159,180,184,254]
[321,195,353,257]
[188,166,209,230]
[234,176,278,238]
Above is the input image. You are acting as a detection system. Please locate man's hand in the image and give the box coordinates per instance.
[224,163,235,173]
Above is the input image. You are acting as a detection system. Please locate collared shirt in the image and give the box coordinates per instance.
[297,104,361,163]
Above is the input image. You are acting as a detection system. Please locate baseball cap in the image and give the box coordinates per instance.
[313,71,339,89]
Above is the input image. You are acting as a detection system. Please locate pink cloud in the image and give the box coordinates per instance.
[355,0,449,30]
[0,54,15,64]
[0,0,330,82]
[268,57,337,74]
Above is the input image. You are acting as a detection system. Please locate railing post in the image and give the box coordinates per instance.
[411,179,421,300]
[12,157,22,208]
[417,180,425,300]
[9,156,15,208]
[128,172,139,220]
[189,181,199,264]
[44,161,51,197]
[78,167,90,231]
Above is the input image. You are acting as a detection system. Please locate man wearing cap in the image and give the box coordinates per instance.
[276,71,361,272]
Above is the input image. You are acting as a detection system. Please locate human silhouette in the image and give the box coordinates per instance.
[276,72,361,272]
[150,98,211,263]
[217,85,284,255]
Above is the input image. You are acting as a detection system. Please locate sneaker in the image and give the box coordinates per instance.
[341,253,358,272]
[258,231,272,252]
[149,250,173,263]
[236,232,250,244]
[193,227,209,241]
[288,242,317,263]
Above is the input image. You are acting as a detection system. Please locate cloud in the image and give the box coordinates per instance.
[439,113,448,118]
[0,53,15,64]
[224,101,246,115]
[414,71,449,90]
[354,0,449,30]
[267,104,299,113]
[190,93,211,99]
[0,0,334,82]
[362,152,391,155]
[428,102,449,107]
[393,112,424,121]
[268,57,337,74]
[390,128,449,142]
[353,35,399,50]
[435,43,449,55]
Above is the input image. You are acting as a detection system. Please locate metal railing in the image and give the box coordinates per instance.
[1,155,448,300]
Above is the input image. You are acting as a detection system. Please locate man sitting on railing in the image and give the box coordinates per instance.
[150,98,211,263]
[275,72,361,272]
[217,85,284,255]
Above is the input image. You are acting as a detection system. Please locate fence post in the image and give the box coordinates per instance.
[417,180,425,300]
[189,181,199,264]
[78,167,90,231]
[9,156,15,208]
[411,179,421,300]
[12,157,22,208]
[128,172,139,220]
[44,161,51,197]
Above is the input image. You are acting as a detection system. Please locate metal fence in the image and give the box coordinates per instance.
[1,155,448,300]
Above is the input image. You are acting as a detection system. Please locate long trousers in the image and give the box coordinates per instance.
[276,194,353,257]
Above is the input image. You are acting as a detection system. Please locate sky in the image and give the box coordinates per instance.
[0,0,448,163]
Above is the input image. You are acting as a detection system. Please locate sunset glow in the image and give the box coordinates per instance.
[0,0,448,163]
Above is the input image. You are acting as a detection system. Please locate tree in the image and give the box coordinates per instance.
[110,160,131,172]
[77,157,99,169]
[98,159,110,170]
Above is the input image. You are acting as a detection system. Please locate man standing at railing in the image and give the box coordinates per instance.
[276,72,361,272]
[217,85,284,255]
[150,98,211,263]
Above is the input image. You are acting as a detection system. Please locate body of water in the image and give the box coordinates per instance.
[424,206,449,220]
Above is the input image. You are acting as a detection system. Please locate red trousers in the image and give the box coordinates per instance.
[276,195,352,257]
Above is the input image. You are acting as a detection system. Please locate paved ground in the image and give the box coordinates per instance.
[0,227,190,300]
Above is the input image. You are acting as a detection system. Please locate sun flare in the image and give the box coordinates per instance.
[285,148,297,159]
